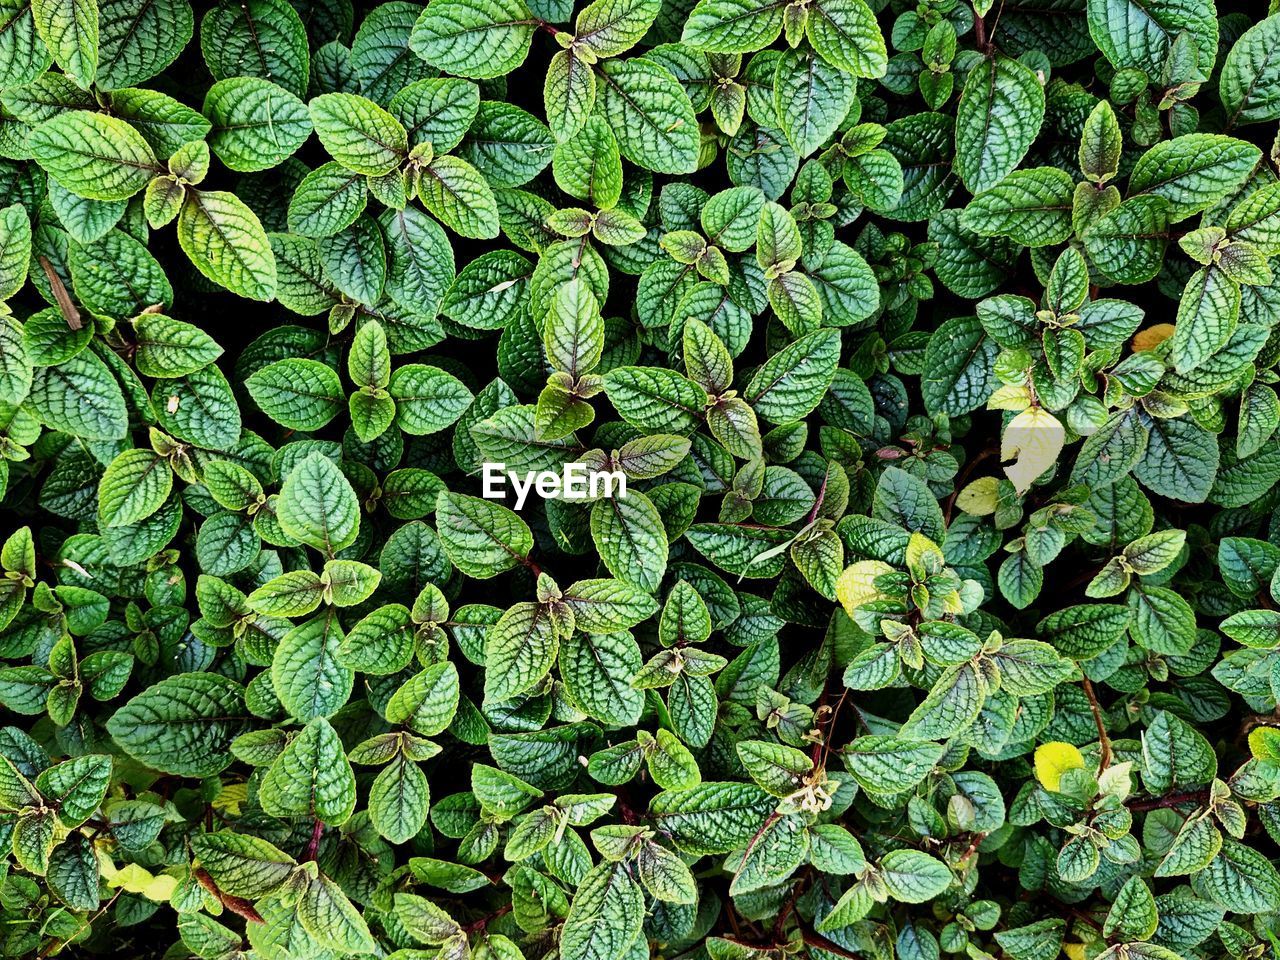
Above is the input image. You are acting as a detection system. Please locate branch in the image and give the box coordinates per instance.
[38,256,81,331]
[972,9,991,54]
[303,818,324,862]
[463,904,512,934]
[802,928,863,960]
[1126,787,1211,812]
[1082,677,1112,772]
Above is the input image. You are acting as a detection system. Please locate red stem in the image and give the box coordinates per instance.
[304,818,324,861]
[1127,788,1210,812]
[463,904,513,934]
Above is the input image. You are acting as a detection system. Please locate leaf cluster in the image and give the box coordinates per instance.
[1,0,1280,959]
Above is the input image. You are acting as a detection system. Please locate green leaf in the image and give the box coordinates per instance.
[561,861,644,960]
[484,601,558,703]
[648,782,776,854]
[961,167,1074,247]
[805,0,887,77]
[409,0,534,79]
[386,663,459,736]
[1168,266,1241,374]
[277,453,361,554]
[259,717,357,825]
[1133,415,1219,504]
[774,49,856,158]
[247,358,344,431]
[560,631,643,725]
[844,736,945,794]
[604,366,708,433]
[309,93,408,176]
[106,673,249,777]
[200,0,308,96]
[205,77,312,173]
[370,755,431,843]
[30,0,96,87]
[1086,0,1216,77]
[97,449,172,528]
[29,111,155,200]
[1036,603,1130,659]
[388,364,473,435]
[899,662,985,741]
[879,849,952,902]
[1083,195,1170,285]
[544,278,604,378]
[575,0,658,56]
[298,871,375,954]
[1194,839,1280,913]
[28,351,127,440]
[1079,100,1122,183]
[96,0,191,89]
[436,492,532,578]
[922,315,997,416]
[272,613,353,720]
[954,55,1045,195]
[416,155,499,239]
[745,327,841,424]
[0,0,54,86]
[1104,877,1158,941]
[133,314,223,378]
[191,832,296,899]
[0,204,31,301]
[1129,135,1261,223]
[681,0,786,52]
[288,163,368,239]
[35,755,110,827]
[596,58,699,175]
[1142,709,1216,792]
[591,491,669,592]
[1220,15,1280,127]
[177,190,276,300]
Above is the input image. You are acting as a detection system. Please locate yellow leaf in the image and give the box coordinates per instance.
[835,560,894,618]
[956,477,1000,516]
[905,532,944,576]
[213,782,248,816]
[1132,323,1175,352]
[1001,407,1064,494]
[100,860,179,902]
[1248,726,1280,760]
[1063,943,1087,960]
[1034,741,1085,791]
[986,383,1031,411]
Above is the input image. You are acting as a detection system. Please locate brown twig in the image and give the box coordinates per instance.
[806,472,829,525]
[38,257,81,331]
[801,928,863,959]
[1126,787,1211,812]
[303,818,324,861]
[463,904,513,934]
[1081,677,1112,772]
[38,890,124,956]
[972,9,991,54]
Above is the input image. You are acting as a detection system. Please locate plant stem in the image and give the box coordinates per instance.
[1126,787,1211,812]
[1082,677,1112,771]
[463,904,512,934]
[304,818,324,861]
[801,928,863,959]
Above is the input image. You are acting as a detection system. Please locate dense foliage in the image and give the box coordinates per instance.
[2,0,1280,957]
